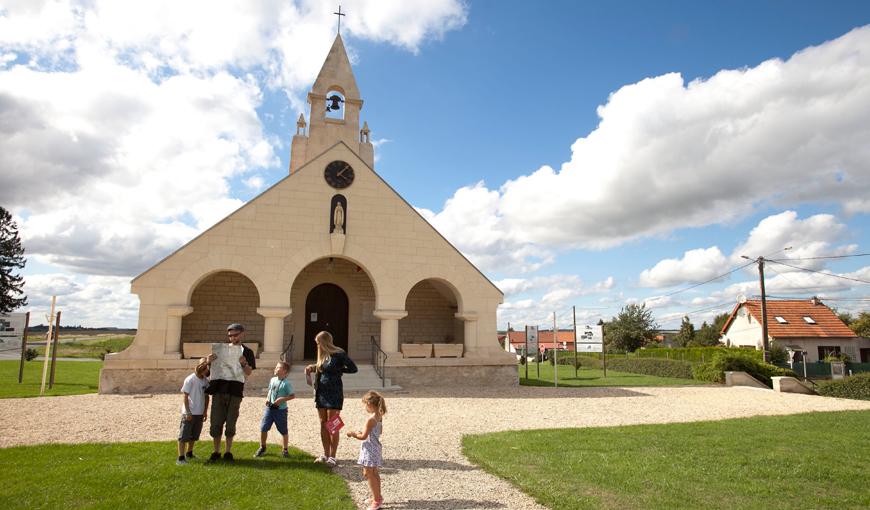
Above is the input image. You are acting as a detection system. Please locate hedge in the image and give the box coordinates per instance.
[604,357,695,379]
[693,353,795,387]
[816,373,870,401]
[635,346,763,363]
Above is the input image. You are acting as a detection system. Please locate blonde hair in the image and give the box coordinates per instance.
[315,331,344,371]
[362,390,386,418]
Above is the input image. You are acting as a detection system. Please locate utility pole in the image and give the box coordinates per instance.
[742,255,771,362]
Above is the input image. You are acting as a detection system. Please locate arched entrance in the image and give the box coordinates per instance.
[304,283,349,359]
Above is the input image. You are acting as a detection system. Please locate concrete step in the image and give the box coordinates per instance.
[244,364,401,396]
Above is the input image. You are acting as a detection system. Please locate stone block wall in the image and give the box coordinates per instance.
[399,280,464,344]
[181,271,264,348]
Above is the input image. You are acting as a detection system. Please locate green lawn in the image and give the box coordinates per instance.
[31,335,134,358]
[519,363,704,387]
[463,410,870,510]
[0,442,354,510]
[0,359,101,398]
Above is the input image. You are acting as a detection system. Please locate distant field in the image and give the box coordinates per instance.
[31,335,134,359]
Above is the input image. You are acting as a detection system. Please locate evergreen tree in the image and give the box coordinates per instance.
[694,312,729,346]
[674,316,695,347]
[0,206,28,313]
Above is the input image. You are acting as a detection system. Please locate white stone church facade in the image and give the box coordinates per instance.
[100,35,516,393]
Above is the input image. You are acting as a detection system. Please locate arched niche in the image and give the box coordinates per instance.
[399,279,464,345]
[181,271,263,348]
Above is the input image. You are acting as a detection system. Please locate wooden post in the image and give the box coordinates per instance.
[49,310,61,388]
[524,325,529,381]
[40,296,56,396]
[553,312,558,388]
[573,306,578,378]
[17,311,30,383]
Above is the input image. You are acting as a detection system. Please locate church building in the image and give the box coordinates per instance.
[100,34,516,393]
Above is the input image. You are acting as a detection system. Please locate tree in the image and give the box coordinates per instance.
[837,311,854,326]
[0,206,27,313]
[850,312,870,338]
[605,303,657,352]
[694,312,729,346]
[673,316,695,347]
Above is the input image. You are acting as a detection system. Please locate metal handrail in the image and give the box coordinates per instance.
[370,335,387,388]
[280,334,294,368]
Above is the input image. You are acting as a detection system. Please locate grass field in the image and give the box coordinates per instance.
[0,359,101,398]
[463,410,870,510]
[519,362,705,387]
[0,442,354,510]
[30,335,134,358]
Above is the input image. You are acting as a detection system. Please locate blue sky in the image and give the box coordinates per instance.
[2,1,870,329]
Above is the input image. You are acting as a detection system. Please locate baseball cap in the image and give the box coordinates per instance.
[226,323,245,332]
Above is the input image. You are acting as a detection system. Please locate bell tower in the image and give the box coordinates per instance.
[289,33,374,174]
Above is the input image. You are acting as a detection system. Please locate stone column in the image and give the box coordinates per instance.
[257,307,292,357]
[455,312,478,354]
[166,306,193,358]
[373,309,408,354]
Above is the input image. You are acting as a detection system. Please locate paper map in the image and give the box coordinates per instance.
[210,343,245,382]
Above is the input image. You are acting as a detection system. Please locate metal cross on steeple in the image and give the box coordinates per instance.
[334,5,346,35]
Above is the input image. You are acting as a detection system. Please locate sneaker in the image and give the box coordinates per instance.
[209,452,221,462]
[254,446,266,458]
[367,500,383,510]
[185,451,195,459]
[326,457,337,467]
[314,455,327,463]
[176,456,187,465]
[223,452,234,462]
[282,449,290,458]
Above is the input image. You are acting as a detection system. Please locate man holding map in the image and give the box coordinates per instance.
[205,323,256,462]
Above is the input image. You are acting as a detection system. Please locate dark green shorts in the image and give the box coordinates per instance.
[210,393,243,438]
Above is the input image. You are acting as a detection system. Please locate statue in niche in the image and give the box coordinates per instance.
[333,201,345,234]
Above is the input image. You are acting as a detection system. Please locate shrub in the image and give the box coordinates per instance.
[816,373,870,400]
[693,353,795,387]
[603,358,695,379]
[768,345,789,364]
[24,348,38,361]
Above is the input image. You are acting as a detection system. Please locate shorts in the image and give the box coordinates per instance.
[178,415,204,442]
[260,406,288,435]
[210,393,243,438]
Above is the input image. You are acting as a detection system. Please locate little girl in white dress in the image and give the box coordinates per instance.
[346,391,386,510]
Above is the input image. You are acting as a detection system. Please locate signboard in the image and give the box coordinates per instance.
[526,326,539,352]
[0,313,27,349]
[575,324,603,353]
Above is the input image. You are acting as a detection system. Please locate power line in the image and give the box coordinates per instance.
[660,260,757,298]
[770,253,870,262]
[767,260,870,285]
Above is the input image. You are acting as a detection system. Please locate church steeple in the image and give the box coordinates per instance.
[289,33,374,174]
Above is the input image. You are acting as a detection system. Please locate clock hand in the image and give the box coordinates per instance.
[337,164,349,178]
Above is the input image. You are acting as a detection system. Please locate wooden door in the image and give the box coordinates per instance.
[304,283,349,359]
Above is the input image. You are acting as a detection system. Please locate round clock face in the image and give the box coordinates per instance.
[324,160,355,189]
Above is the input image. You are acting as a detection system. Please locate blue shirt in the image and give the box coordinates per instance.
[268,376,294,410]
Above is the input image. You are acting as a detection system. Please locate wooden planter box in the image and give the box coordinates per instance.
[401,343,433,358]
[433,343,463,358]
[183,342,260,359]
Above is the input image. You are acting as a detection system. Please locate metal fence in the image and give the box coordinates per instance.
[775,361,870,378]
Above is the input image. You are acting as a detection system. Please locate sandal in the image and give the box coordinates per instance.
[326,457,337,467]
[368,499,383,510]
[314,455,328,463]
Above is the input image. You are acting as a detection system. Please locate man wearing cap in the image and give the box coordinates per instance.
[206,323,256,462]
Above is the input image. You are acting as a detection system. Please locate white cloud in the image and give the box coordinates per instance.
[639,247,730,288]
[22,273,139,327]
[427,26,870,268]
[243,175,266,191]
[0,0,468,276]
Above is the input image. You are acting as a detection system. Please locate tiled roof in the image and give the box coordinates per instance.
[503,330,577,349]
[722,299,856,338]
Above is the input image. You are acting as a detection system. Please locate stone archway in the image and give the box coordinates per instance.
[399,279,464,345]
[181,271,263,348]
[290,257,377,360]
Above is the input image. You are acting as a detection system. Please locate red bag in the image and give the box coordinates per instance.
[325,414,344,435]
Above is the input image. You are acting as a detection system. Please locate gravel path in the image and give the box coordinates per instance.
[2,385,869,509]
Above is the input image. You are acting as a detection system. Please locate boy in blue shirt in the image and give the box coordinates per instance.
[254,361,295,458]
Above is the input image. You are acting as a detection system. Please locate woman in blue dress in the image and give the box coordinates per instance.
[304,330,357,466]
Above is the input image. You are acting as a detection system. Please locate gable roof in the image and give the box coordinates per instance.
[134,141,503,297]
[721,299,856,339]
[504,330,577,348]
